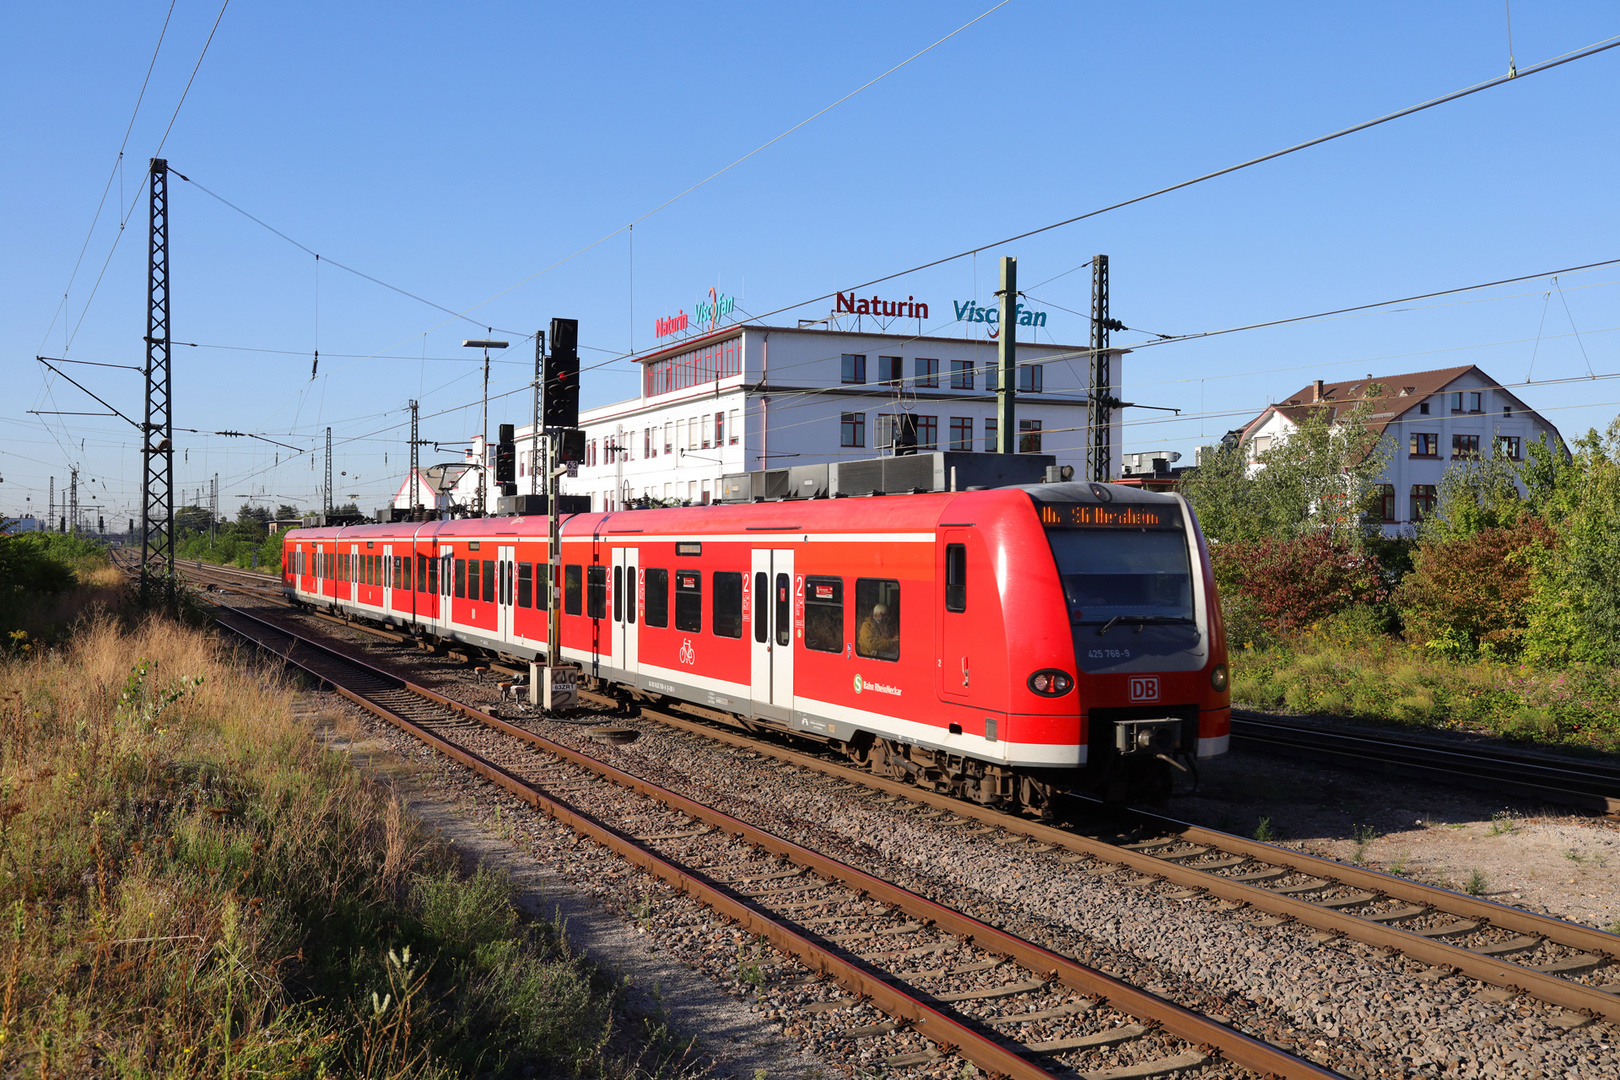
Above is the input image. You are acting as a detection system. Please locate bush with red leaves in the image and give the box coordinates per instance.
[1396,517,1556,657]
[1213,531,1390,639]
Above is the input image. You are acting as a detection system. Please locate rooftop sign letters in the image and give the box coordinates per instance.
[954,299,1047,338]
[655,287,736,340]
[836,292,929,319]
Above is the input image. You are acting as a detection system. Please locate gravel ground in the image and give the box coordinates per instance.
[240,599,1620,1079]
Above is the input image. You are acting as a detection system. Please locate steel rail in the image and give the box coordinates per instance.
[213,604,1332,1080]
[1231,712,1620,816]
[609,697,1620,1024]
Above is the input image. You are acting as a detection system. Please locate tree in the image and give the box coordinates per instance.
[1421,451,1526,544]
[1522,420,1620,665]
[1182,387,1393,546]
[1396,517,1554,657]
[276,504,301,520]
[236,503,271,525]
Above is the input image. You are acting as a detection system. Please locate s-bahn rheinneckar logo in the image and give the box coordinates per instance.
[1129,676,1159,703]
[853,674,864,694]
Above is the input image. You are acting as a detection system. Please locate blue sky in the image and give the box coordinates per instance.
[4,1,1618,523]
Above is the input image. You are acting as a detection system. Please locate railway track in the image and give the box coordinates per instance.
[212,601,1330,1080]
[587,695,1620,1028]
[1230,711,1620,816]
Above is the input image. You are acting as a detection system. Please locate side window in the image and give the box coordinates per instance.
[467,559,481,601]
[403,556,412,592]
[482,559,496,603]
[518,563,532,608]
[945,544,967,613]
[587,565,607,619]
[613,565,624,622]
[535,563,550,611]
[455,557,467,599]
[645,568,669,627]
[565,565,583,615]
[713,571,743,638]
[675,571,702,632]
[626,565,636,625]
[804,576,844,654]
[429,554,440,595]
[855,578,901,661]
[753,572,769,643]
[775,573,790,647]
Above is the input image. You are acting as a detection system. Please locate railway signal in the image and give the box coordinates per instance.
[543,318,580,429]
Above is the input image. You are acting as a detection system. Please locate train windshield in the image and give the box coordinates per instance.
[1044,523,1202,673]
[1047,528,1194,628]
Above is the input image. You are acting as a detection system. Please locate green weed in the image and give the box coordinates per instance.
[1253,817,1276,843]
[1466,870,1488,896]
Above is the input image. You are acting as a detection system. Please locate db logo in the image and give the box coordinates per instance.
[1129,676,1159,702]
[678,639,695,666]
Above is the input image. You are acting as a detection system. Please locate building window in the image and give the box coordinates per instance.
[841,353,866,384]
[951,360,974,390]
[916,357,939,388]
[664,422,673,455]
[984,418,998,452]
[1018,363,1043,393]
[643,336,742,397]
[1502,405,1512,418]
[985,363,997,391]
[1419,401,1430,415]
[644,428,652,458]
[1378,484,1396,523]
[915,415,938,451]
[1496,435,1522,460]
[1469,391,1482,412]
[841,412,865,448]
[950,416,973,451]
[878,356,902,384]
[1018,419,1042,453]
[1409,432,1439,457]
[1453,433,1481,459]
[713,411,723,448]
[1410,485,1437,520]
[728,408,740,444]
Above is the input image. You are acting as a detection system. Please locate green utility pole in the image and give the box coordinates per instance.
[995,256,1017,453]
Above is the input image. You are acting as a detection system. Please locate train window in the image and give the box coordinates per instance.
[775,573,790,647]
[518,563,532,608]
[645,569,669,627]
[713,572,743,638]
[613,566,623,622]
[416,554,426,592]
[754,573,768,643]
[855,579,901,662]
[482,560,496,604]
[455,558,467,599]
[675,571,702,632]
[626,565,636,625]
[945,544,967,613]
[429,555,439,595]
[536,563,550,610]
[565,565,582,615]
[587,566,607,619]
[468,559,481,602]
[804,576,843,654]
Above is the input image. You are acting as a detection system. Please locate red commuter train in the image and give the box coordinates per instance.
[282,481,1230,809]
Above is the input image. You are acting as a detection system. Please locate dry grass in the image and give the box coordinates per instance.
[0,613,707,1078]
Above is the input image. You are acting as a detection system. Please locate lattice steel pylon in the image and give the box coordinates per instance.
[324,426,333,518]
[1086,254,1113,483]
[140,158,176,607]
[69,467,80,534]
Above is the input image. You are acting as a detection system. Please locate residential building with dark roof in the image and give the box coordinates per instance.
[1235,365,1562,534]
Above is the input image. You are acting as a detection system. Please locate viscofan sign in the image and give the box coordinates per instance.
[656,287,735,339]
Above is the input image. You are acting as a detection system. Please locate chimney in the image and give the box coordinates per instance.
[1313,379,1324,402]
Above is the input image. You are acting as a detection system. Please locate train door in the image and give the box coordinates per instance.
[749,549,794,715]
[314,543,324,598]
[612,546,638,678]
[381,544,393,614]
[937,530,972,704]
[497,544,516,642]
[439,545,454,631]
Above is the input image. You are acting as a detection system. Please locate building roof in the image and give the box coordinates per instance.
[1238,364,1559,444]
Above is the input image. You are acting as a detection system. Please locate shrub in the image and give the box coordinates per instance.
[1395,517,1554,659]
[1212,531,1390,639]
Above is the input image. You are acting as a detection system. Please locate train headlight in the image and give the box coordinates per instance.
[1210,663,1229,692]
[1028,669,1074,696]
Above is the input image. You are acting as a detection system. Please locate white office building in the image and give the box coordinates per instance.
[495,323,1120,512]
